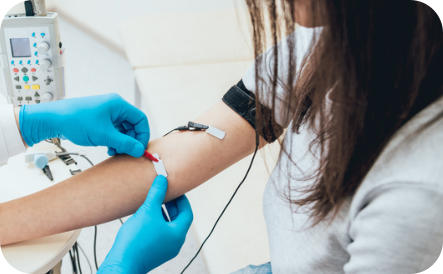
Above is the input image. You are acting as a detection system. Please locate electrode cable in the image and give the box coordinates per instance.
[181,130,260,273]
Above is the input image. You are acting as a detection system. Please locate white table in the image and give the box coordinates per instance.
[0,141,108,274]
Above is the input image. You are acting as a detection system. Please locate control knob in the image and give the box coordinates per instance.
[41,92,54,102]
[37,41,50,54]
[40,59,52,71]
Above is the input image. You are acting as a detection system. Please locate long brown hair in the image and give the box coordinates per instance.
[246,0,443,222]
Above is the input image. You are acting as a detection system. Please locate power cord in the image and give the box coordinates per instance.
[180,130,260,273]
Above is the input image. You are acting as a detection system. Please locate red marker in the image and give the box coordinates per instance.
[144,151,159,162]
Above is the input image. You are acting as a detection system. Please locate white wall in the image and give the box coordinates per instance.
[46,0,239,53]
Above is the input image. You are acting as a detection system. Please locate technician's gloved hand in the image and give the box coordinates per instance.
[19,94,149,157]
[98,176,193,274]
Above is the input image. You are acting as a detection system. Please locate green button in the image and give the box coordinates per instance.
[23,75,29,82]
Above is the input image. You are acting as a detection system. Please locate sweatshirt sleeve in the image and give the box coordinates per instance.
[344,182,443,274]
[0,104,26,165]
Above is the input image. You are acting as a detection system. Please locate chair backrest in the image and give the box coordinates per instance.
[119,8,254,68]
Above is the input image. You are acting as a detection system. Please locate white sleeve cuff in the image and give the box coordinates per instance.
[0,104,26,165]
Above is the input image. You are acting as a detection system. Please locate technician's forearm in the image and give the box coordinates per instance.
[0,102,264,245]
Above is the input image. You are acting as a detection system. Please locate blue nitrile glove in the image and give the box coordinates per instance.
[98,175,194,274]
[19,94,149,157]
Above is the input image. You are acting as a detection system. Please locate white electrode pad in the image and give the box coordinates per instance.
[206,126,226,140]
[152,153,168,178]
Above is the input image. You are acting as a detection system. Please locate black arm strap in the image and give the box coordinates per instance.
[222,80,283,143]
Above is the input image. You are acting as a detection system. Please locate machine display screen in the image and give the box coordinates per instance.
[10,38,31,58]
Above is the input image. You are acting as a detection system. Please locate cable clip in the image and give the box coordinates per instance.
[164,121,226,140]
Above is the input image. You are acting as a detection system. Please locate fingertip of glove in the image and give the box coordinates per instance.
[155,175,168,184]
[129,142,145,158]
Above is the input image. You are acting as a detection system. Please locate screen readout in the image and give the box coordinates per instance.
[10,38,31,58]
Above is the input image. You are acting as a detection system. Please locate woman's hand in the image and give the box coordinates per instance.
[18,93,149,157]
[98,175,194,274]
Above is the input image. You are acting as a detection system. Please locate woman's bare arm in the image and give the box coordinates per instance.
[0,102,266,245]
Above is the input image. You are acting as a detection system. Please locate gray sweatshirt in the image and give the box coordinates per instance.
[243,26,443,273]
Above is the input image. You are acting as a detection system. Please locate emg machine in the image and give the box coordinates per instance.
[0,0,64,106]
[0,0,68,181]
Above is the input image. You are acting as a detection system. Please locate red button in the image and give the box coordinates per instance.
[13,68,19,73]
[31,68,37,72]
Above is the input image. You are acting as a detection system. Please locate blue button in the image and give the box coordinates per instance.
[27,60,31,65]
[32,32,36,37]
[41,33,45,37]
[36,60,39,65]
[33,42,37,48]
[34,52,38,56]
[11,60,14,65]
[19,60,23,65]
[23,75,29,82]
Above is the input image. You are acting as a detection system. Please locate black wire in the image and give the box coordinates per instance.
[58,152,99,271]
[180,131,260,273]
[74,243,83,274]
[77,243,93,274]
[94,225,99,270]
[163,126,190,137]
[69,249,77,274]
[119,218,124,225]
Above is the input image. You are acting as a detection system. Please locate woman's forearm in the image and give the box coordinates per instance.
[0,102,265,245]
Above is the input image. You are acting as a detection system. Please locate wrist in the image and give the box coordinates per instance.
[19,103,60,146]
[14,107,28,148]
[99,257,142,274]
[101,246,144,274]
[97,263,132,274]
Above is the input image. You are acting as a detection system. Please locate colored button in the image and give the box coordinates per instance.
[19,60,23,65]
[31,68,37,72]
[36,60,39,65]
[41,33,45,37]
[23,75,30,82]
[24,85,30,90]
[34,52,38,57]
[33,42,37,48]
[27,60,31,65]
[32,85,40,90]
[11,60,14,65]
[13,68,19,73]
[32,32,36,37]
